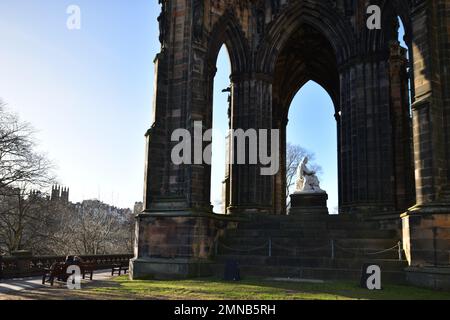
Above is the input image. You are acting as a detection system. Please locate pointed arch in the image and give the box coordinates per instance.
[361,0,413,54]
[270,22,341,122]
[204,11,249,214]
[256,0,355,75]
[206,10,250,76]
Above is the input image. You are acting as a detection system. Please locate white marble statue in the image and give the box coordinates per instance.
[295,156,324,193]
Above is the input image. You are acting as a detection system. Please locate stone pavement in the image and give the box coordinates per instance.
[0,270,125,300]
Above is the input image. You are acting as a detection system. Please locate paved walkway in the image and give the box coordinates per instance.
[0,270,124,300]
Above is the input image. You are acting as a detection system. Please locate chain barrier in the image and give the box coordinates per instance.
[216,238,404,261]
[270,241,330,254]
[217,241,269,253]
[334,241,403,260]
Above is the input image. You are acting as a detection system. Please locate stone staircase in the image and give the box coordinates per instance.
[212,214,408,284]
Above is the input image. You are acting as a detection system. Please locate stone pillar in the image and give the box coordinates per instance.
[227,74,275,215]
[131,0,231,279]
[335,111,343,211]
[273,116,287,216]
[401,0,450,290]
[388,41,416,211]
[339,57,397,214]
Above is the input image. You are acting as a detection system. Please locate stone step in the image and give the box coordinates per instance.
[234,213,396,224]
[244,214,355,222]
[237,220,386,231]
[210,264,407,284]
[215,255,407,271]
[214,214,404,284]
[239,215,380,229]
[217,245,400,260]
[221,237,399,249]
[225,228,397,239]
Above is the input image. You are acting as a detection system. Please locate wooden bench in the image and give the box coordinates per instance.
[42,262,68,286]
[80,263,95,280]
[111,263,129,276]
[42,262,96,286]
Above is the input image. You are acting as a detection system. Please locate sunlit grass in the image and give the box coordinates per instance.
[88,276,450,300]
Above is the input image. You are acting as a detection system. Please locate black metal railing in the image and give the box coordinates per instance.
[0,254,133,279]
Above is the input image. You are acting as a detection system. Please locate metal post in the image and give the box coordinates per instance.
[398,241,402,261]
[268,238,272,257]
[331,239,335,260]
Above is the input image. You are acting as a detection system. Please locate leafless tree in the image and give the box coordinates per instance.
[0,102,54,191]
[0,102,134,256]
[285,143,322,206]
[0,102,55,255]
[0,185,58,255]
[51,200,133,256]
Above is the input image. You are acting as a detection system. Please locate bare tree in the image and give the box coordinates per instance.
[0,102,54,191]
[51,200,133,256]
[285,143,322,206]
[0,184,58,255]
[0,102,135,256]
[0,102,55,254]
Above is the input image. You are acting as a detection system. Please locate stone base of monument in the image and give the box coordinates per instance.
[130,258,214,280]
[288,192,329,215]
[401,200,450,290]
[130,200,239,280]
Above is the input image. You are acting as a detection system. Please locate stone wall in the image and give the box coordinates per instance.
[131,213,238,279]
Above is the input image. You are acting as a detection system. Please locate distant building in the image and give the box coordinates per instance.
[50,185,69,204]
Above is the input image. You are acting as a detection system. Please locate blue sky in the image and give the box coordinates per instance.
[0,1,157,208]
[0,2,406,211]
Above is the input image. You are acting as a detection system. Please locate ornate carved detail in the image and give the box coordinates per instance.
[193,0,205,42]
[157,0,168,48]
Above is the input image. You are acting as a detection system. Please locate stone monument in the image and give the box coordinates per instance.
[289,157,328,215]
[132,0,450,289]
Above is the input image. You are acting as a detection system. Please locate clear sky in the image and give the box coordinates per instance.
[0,1,158,209]
[0,1,406,212]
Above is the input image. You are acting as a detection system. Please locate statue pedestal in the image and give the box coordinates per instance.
[289,192,329,215]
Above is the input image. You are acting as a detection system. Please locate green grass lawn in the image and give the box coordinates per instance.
[89,276,450,300]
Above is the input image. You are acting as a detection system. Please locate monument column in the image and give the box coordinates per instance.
[339,55,396,214]
[388,41,416,211]
[227,73,275,215]
[273,115,288,216]
[131,0,232,279]
[401,0,450,288]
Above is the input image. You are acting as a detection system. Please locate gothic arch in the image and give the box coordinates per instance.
[256,0,355,75]
[206,10,250,76]
[265,5,345,214]
[383,0,413,43]
[358,0,415,118]
[271,24,341,119]
[202,11,250,214]
[391,0,413,40]
[361,0,413,54]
